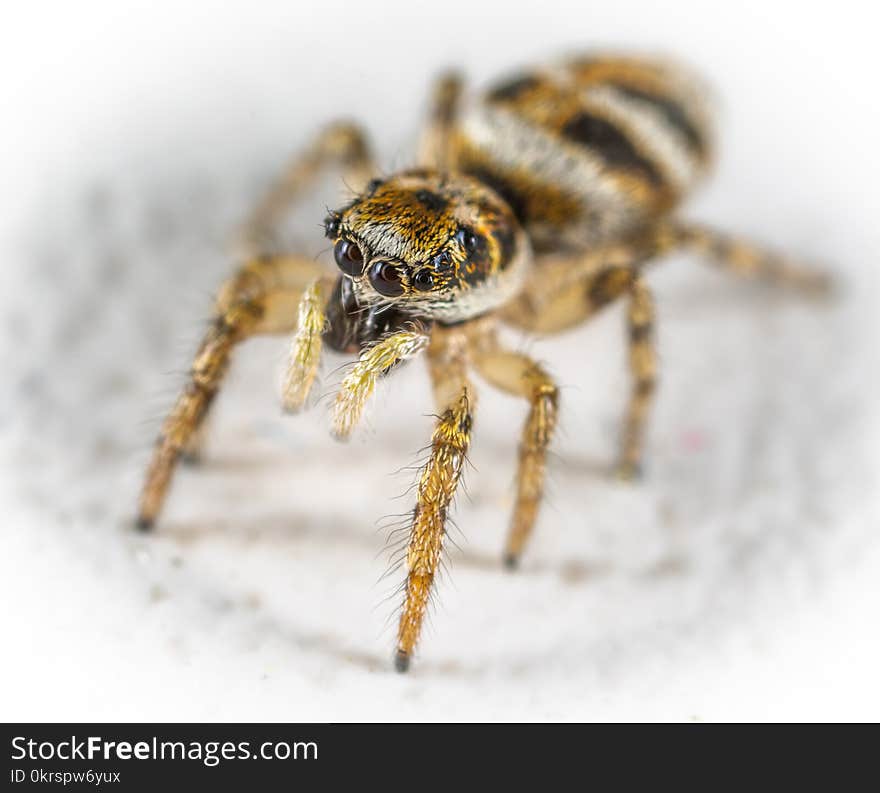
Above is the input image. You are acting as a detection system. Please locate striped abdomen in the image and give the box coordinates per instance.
[455,54,713,252]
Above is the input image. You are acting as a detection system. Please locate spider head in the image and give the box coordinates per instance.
[324,170,531,323]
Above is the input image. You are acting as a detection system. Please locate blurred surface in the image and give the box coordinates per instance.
[1,1,879,721]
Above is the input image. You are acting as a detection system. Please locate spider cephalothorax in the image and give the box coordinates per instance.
[324,169,530,324]
[137,53,830,673]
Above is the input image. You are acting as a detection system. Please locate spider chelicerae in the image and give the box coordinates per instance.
[136,53,830,672]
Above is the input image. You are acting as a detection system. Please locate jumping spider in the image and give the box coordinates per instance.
[137,53,830,672]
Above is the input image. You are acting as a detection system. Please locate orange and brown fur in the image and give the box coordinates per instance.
[136,53,830,672]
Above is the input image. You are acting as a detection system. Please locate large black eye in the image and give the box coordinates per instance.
[412,269,434,291]
[334,239,364,276]
[456,227,480,253]
[368,261,404,296]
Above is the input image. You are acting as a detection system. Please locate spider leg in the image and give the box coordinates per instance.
[237,121,376,257]
[609,219,832,475]
[418,71,465,171]
[237,123,378,412]
[330,325,432,439]
[502,239,660,479]
[473,347,559,568]
[670,221,832,296]
[498,234,662,334]
[500,219,830,479]
[281,277,332,413]
[179,418,210,465]
[136,255,331,530]
[617,274,656,481]
[139,118,379,529]
[249,122,379,411]
[395,331,473,672]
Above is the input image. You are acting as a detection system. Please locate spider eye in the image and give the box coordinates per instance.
[324,213,341,239]
[334,239,364,276]
[413,269,435,291]
[455,227,480,253]
[433,251,452,271]
[368,261,405,297]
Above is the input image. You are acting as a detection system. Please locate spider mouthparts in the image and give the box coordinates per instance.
[394,650,411,673]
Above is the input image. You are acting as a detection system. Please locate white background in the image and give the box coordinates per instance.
[1,0,878,721]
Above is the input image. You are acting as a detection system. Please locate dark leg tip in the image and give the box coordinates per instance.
[503,553,520,571]
[394,650,411,674]
[614,461,643,483]
[179,450,202,466]
[134,515,154,532]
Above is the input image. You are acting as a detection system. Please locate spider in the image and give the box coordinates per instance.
[136,53,830,672]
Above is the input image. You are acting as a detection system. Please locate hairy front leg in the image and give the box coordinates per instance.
[395,334,473,672]
[330,325,431,439]
[281,277,334,414]
[136,255,326,530]
[474,348,559,568]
